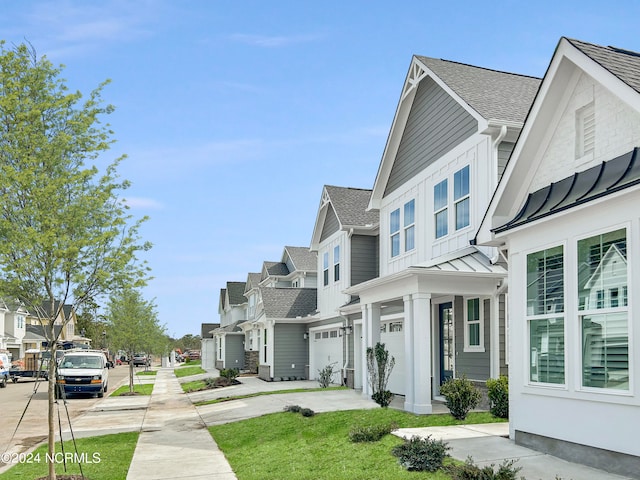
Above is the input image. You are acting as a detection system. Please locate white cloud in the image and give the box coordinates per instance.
[228,33,324,48]
[123,197,164,210]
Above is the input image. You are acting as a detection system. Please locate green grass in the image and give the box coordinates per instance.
[210,409,503,480]
[110,383,154,396]
[136,369,157,376]
[0,432,138,480]
[194,386,348,405]
[181,379,209,392]
[174,365,206,378]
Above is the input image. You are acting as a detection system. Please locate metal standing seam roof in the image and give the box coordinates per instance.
[495,148,640,233]
[414,247,506,276]
[416,56,542,123]
[324,185,379,227]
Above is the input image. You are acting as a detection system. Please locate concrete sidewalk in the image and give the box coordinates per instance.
[125,368,236,480]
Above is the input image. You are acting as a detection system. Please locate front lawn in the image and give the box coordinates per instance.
[0,432,138,480]
[174,365,206,378]
[194,386,348,405]
[136,369,157,376]
[110,383,154,396]
[210,409,503,480]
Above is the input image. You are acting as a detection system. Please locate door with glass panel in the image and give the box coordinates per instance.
[439,302,454,385]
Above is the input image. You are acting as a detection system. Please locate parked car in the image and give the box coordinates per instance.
[0,352,10,387]
[132,353,150,367]
[57,350,109,398]
[185,350,200,360]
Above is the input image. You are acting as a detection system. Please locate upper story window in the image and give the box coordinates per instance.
[333,245,340,282]
[434,165,470,239]
[404,200,415,251]
[390,200,416,257]
[390,208,400,257]
[292,280,299,288]
[527,245,565,385]
[434,180,448,239]
[17,315,24,329]
[323,252,329,286]
[454,166,470,230]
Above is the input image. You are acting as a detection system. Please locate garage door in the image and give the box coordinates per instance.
[310,328,343,383]
[381,321,405,395]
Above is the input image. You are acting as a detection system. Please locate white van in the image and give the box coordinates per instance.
[57,350,109,398]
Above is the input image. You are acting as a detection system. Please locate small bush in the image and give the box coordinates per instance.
[371,390,394,408]
[203,377,218,388]
[220,368,239,382]
[444,457,523,480]
[300,408,315,417]
[348,422,398,443]
[318,362,338,388]
[283,404,301,413]
[486,375,509,418]
[391,435,450,472]
[439,375,481,420]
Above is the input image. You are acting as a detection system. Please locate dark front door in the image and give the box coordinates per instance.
[439,302,454,385]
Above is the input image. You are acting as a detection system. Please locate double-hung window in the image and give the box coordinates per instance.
[333,245,340,282]
[454,166,470,230]
[527,245,565,385]
[404,200,415,251]
[464,298,484,351]
[434,180,448,239]
[390,208,400,257]
[578,228,628,391]
[323,252,329,286]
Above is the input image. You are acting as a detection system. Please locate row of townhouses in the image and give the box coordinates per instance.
[203,37,640,478]
[0,300,82,362]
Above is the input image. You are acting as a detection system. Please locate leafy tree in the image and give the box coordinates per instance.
[106,288,165,390]
[0,42,150,479]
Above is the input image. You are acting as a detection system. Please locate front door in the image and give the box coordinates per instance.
[439,302,454,385]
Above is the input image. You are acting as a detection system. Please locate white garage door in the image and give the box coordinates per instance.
[310,328,343,383]
[381,321,405,395]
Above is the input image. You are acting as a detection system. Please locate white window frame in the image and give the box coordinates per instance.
[390,208,400,257]
[464,297,486,352]
[434,179,448,239]
[404,199,415,252]
[323,252,329,286]
[454,165,470,231]
[333,245,340,282]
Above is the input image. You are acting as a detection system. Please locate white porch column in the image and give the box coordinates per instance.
[362,303,381,397]
[413,293,433,414]
[403,295,416,412]
[360,304,369,396]
[490,293,500,379]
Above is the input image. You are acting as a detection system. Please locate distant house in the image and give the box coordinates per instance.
[308,185,379,387]
[26,301,79,348]
[239,246,317,381]
[213,282,247,370]
[0,301,28,360]
[346,54,540,413]
[200,322,219,370]
[476,38,640,478]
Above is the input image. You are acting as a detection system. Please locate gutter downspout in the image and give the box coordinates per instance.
[340,314,350,386]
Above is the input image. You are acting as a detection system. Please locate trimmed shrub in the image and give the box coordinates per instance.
[348,422,398,443]
[220,368,239,382]
[367,342,395,408]
[392,435,450,472]
[300,408,315,417]
[486,375,509,418]
[444,457,523,480]
[283,404,302,413]
[439,375,481,420]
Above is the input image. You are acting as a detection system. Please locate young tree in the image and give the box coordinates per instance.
[366,342,395,407]
[106,288,165,390]
[0,42,150,479]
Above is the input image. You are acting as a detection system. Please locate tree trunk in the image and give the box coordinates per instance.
[47,345,57,480]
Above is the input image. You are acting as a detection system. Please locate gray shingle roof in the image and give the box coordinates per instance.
[325,185,379,226]
[259,287,317,318]
[262,261,289,279]
[284,246,317,272]
[416,56,541,123]
[244,273,262,294]
[226,281,247,305]
[567,38,640,94]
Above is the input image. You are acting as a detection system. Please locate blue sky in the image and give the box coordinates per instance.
[1,1,639,338]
